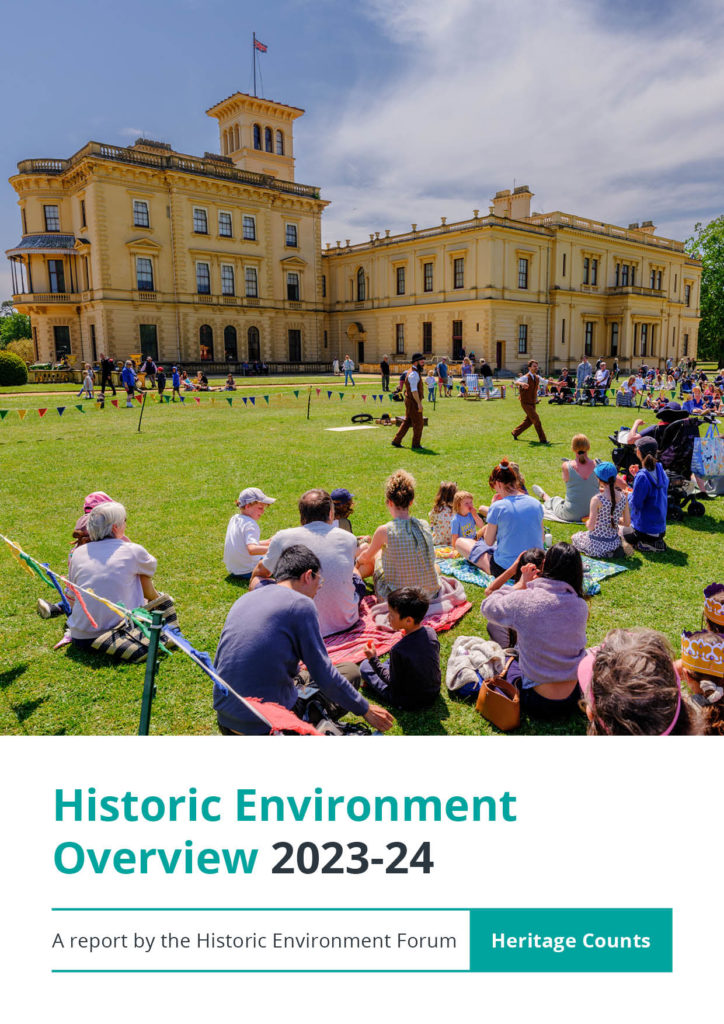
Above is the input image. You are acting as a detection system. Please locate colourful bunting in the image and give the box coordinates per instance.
[249,397,255,406]
[242,396,248,405]
[0,410,7,420]
[293,390,300,398]
[362,395,367,402]
[165,395,170,403]
[316,388,321,396]
[38,408,47,418]
[226,397,233,406]
[57,407,65,416]
[18,409,27,420]
[180,395,185,403]
[136,394,143,404]
[327,391,333,399]
[111,400,118,408]
[339,393,344,400]
[194,397,200,405]
[75,404,84,413]
[263,395,269,404]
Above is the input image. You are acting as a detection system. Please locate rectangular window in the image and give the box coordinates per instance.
[321,274,326,298]
[630,265,636,287]
[423,262,433,292]
[518,324,528,355]
[396,323,404,355]
[584,321,593,356]
[136,257,154,291]
[422,321,432,354]
[683,333,689,355]
[453,257,464,289]
[640,323,648,357]
[561,318,566,345]
[651,324,656,356]
[193,208,208,234]
[633,323,639,356]
[53,325,71,360]
[562,253,566,276]
[611,322,619,356]
[615,263,620,287]
[90,323,97,362]
[285,223,298,247]
[22,207,27,234]
[218,212,232,237]
[133,200,150,228]
[674,274,677,291]
[245,267,258,298]
[288,329,302,361]
[196,262,211,294]
[656,270,662,290]
[221,264,235,296]
[518,257,529,289]
[80,199,86,227]
[242,215,256,241]
[44,205,60,231]
[621,264,629,287]
[324,330,328,349]
[685,284,691,306]
[287,272,300,301]
[396,266,406,295]
[591,259,598,285]
[48,259,65,293]
[650,268,656,289]
[583,257,590,285]
[139,324,159,362]
[452,320,463,359]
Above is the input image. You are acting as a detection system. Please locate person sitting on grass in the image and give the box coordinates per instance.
[481,547,545,649]
[224,373,237,391]
[355,470,440,602]
[66,502,160,651]
[450,490,485,553]
[360,587,441,711]
[578,628,706,735]
[678,630,724,734]
[531,433,599,523]
[480,542,588,718]
[620,436,669,553]
[195,370,209,391]
[456,459,543,578]
[214,544,394,736]
[428,481,457,546]
[571,462,631,559]
[223,487,275,579]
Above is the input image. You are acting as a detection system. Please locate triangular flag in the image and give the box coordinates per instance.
[316,388,321,396]
[18,409,27,420]
[264,395,269,404]
[136,394,143,404]
[249,397,255,406]
[111,399,118,408]
[339,393,344,400]
[38,408,48,418]
[194,397,200,405]
[180,395,185,403]
[226,397,233,406]
[57,406,66,416]
[362,394,367,402]
[293,390,300,398]
[75,404,85,413]
[0,410,8,420]
[327,391,333,399]
[242,396,248,405]
[210,396,216,405]
[165,395,170,403]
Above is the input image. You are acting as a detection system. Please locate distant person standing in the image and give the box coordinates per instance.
[479,359,494,400]
[171,366,181,402]
[380,355,391,392]
[121,360,137,408]
[576,356,593,390]
[391,353,426,451]
[343,354,355,386]
[332,358,340,376]
[156,365,166,399]
[99,352,116,396]
[436,356,449,398]
[512,359,554,444]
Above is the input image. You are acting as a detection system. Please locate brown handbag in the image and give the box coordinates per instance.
[475,656,520,731]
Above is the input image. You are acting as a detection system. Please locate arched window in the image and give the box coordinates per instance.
[248,325,260,362]
[234,124,240,150]
[224,325,238,361]
[222,131,228,155]
[356,267,366,302]
[264,127,273,152]
[253,124,262,150]
[275,130,284,155]
[199,324,214,361]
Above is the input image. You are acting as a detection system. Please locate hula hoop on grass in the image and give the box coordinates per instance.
[351,413,373,423]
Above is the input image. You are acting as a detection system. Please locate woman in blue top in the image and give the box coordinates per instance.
[455,459,544,577]
[620,436,669,552]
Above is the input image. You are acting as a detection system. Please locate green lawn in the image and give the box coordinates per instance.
[0,382,721,736]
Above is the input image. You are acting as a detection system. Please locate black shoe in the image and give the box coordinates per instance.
[511,432,518,441]
[411,445,424,451]
[391,441,403,448]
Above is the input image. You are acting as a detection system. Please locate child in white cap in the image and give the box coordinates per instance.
[223,487,275,579]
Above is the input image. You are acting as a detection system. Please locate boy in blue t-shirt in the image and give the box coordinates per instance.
[450,491,485,550]
[171,366,181,402]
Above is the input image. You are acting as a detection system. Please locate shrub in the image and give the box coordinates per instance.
[6,338,34,364]
[0,349,28,386]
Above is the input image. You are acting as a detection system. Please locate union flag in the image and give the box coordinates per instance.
[254,38,268,52]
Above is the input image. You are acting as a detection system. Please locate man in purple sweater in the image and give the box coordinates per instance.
[214,545,394,735]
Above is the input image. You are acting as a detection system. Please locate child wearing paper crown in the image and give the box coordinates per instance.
[679,630,724,734]
[703,583,724,634]
[223,487,275,579]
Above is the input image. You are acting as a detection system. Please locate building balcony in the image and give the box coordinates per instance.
[133,289,158,302]
[607,286,665,298]
[13,291,81,304]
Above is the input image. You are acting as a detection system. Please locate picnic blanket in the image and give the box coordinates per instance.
[436,555,627,597]
[324,578,471,665]
[542,508,584,524]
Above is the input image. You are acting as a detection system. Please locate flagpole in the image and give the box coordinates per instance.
[253,32,257,97]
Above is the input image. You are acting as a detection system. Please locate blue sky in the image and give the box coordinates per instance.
[3,0,724,299]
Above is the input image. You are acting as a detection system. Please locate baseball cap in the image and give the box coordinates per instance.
[331,488,354,503]
[238,487,275,506]
[594,462,618,482]
[635,436,658,457]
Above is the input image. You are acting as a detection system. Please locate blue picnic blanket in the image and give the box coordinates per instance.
[437,555,627,597]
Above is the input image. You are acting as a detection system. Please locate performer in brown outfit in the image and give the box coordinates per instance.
[391,353,426,450]
[512,358,555,443]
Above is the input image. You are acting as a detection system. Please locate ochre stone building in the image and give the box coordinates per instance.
[6,94,701,372]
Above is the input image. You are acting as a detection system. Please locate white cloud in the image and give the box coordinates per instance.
[307,0,724,245]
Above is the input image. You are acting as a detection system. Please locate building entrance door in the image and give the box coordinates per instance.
[495,341,506,371]
[357,340,365,364]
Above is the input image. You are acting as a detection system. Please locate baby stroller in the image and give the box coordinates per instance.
[576,374,610,406]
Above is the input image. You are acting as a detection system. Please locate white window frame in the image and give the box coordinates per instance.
[218,211,233,238]
[221,264,235,296]
[133,200,150,228]
[193,207,208,234]
[136,256,154,291]
[242,215,256,241]
[44,204,60,232]
[285,223,298,248]
[196,261,211,294]
[244,266,258,298]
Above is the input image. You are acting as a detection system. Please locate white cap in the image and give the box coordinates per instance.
[238,487,275,506]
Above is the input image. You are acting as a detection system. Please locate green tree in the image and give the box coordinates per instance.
[0,311,32,348]
[685,216,724,364]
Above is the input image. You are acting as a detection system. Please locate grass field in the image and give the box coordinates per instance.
[1,377,721,736]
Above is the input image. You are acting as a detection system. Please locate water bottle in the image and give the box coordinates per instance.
[544,530,552,550]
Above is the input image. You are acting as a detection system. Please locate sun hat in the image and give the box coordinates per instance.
[657,401,688,424]
[594,462,618,482]
[331,488,354,503]
[411,352,424,363]
[238,487,275,506]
